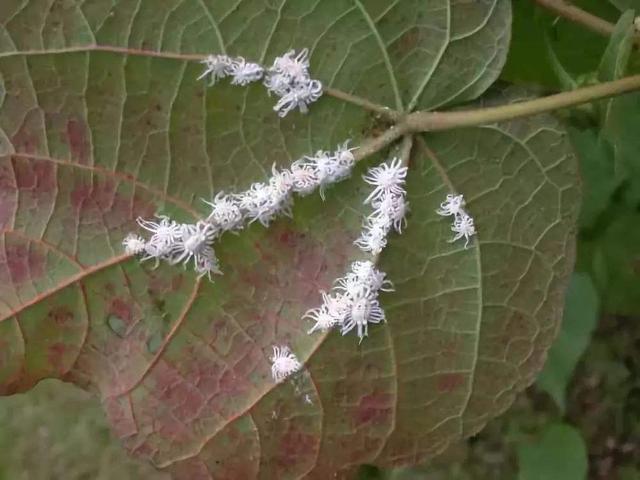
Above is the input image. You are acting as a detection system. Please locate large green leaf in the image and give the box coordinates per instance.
[0,1,579,478]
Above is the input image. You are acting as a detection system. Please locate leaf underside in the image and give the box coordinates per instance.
[0,1,578,479]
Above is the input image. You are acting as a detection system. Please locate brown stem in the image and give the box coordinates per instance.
[533,0,640,46]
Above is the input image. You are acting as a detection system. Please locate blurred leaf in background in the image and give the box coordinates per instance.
[537,273,600,412]
[501,0,619,88]
[517,424,588,480]
[609,0,640,12]
[0,380,167,480]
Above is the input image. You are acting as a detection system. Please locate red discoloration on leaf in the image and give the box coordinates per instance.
[66,118,90,164]
[277,428,319,468]
[11,117,41,155]
[47,342,68,374]
[0,159,17,229]
[4,243,45,284]
[277,228,306,248]
[168,459,211,480]
[149,360,207,425]
[109,297,134,326]
[169,417,260,480]
[12,157,56,194]
[47,306,74,326]
[92,177,117,211]
[104,395,139,438]
[354,392,394,427]
[70,183,92,209]
[436,373,465,393]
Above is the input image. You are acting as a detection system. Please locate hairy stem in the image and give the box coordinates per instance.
[532,0,640,45]
[404,75,640,132]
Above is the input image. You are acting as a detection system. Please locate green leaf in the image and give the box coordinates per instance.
[536,273,599,412]
[584,208,640,315]
[601,92,640,201]
[544,32,578,91]
[598,9,636,83]
[502,0,616,88]
[569,127,619,229]
[517,423,588,480]
[0,1,579,478]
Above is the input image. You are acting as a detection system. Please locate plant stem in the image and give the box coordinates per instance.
[354,123,410,162]
[324,87,402,121]
[532,0,640,46]
[404,75,640,132]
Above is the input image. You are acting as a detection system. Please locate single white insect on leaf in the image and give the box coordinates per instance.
[270,345,302,383]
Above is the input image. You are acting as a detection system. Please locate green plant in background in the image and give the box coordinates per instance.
[0,0,639,479]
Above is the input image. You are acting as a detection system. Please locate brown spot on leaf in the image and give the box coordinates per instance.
[109,298,133,326]
[354,392,393,426]
[66,118,90,164]
[396,28,421,53]
[277,429,318,468]
[5,243,45,284]
[436,373,465,393]
[47,306,74,326]
[70,183,91,209]
[12,157,56,194]
[12,124,39,154]
[47,342,68,374]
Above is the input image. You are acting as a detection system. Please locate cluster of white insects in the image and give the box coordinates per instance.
[123,48,477,384]
[123,141,358,280]
[198,48,322,117]
[436,194,476,248]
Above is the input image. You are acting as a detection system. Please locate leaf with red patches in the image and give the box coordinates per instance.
[0,1,580,479]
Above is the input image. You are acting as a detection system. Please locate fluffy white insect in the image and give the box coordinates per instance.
[229,57,265,85]
[198,54,233,85]
[334,273,365,299]
[273,79,323,117]
[321,291,351,321]
[304,149,353,199]
[238,181,292,227]
[270,345,302,383]
[354,218,390,255]
[122,233,146,255]
[203,192,243,232]
[289,159,319,196]
[271,48,310,81]
[264,48,312,97]
[193,249,222,280]
[269,164,294,196]
[370,191,408,233]
[335,141,357,170]
[436,193,466,218]
[450,211,476,248]
[263,70,292,97]
[137,216,182,246]
[304,304,339,334]
[341,288,386,343]
[363,157,408,204]
[168,221,217,267]
[350,261,394,293]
